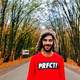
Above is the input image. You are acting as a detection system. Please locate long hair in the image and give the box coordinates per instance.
[36,32,56,53]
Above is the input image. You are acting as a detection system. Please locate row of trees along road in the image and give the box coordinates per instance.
[0,0,80,65]
[46,0,80,65]
[0,0,40,62]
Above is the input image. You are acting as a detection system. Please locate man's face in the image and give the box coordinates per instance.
[42,35,54,53]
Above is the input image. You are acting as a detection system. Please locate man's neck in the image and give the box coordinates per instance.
[42,51,54,57]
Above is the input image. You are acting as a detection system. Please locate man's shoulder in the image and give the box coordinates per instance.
[54,52,63,59]
[31,52,41,59]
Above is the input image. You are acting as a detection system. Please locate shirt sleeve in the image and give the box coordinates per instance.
[27,56,36,80]
[59,57,65,80]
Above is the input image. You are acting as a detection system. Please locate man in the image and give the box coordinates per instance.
[27,30,65,80]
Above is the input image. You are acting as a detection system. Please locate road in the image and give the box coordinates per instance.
[0,62,80,80]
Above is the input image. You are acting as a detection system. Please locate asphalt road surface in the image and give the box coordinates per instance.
[0,62,80,80]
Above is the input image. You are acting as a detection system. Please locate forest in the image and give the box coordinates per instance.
[0,0,80,65]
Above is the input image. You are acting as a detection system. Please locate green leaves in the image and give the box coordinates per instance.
[0,0,41,61]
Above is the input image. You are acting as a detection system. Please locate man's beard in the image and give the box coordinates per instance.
[42,44,53,53]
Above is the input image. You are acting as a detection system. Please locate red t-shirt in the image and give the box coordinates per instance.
[27,52,65,80]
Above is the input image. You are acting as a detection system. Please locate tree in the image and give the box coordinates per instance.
[0,0,41,62]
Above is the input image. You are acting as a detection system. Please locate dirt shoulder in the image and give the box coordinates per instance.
[0,58,80,76]
[0,57,31,76]
[65,58,80,74]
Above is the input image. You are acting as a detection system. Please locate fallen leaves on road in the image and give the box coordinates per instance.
[0,57,31,70]
[66,58,78,66]
[0,57,80,73]
[65,58,80,73]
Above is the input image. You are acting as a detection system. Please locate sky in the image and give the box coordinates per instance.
[4,0,77,29]
[33,0,78,29]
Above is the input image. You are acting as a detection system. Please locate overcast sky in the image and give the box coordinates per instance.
[6,0,77,29]
[31,0,71,27]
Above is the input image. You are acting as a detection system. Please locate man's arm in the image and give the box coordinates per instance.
[59,57,65,80]
[27,57,35,80]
